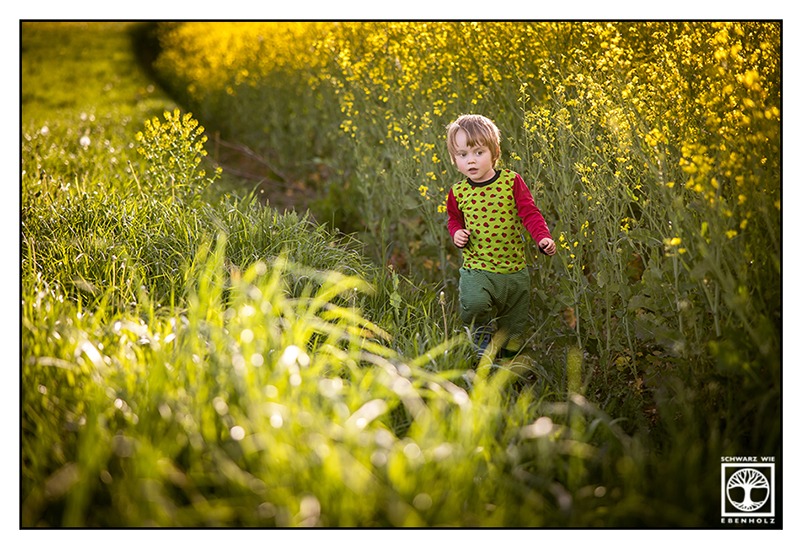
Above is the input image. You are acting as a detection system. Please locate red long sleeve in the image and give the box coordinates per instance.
[446,188,465,241]
[512,173,552,243]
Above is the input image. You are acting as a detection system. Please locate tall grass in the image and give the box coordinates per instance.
[22,98,645,523]
[151,20,781,446]
[23,229,654,526]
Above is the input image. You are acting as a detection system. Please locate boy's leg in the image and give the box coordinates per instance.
[496,269,531,357]
[458,268,496,358]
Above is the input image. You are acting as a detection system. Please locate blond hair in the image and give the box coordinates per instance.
[446,114,501,165]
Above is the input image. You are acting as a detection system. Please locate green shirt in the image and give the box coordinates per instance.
[447,169,552,274]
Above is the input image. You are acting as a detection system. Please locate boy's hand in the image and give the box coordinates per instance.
[453,229,470,248]
[538,237,557,256]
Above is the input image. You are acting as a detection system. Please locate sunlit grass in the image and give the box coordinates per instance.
[22,220,645,526]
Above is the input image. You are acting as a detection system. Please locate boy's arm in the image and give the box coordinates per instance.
[513,174,552,243]
[446,188,466,239]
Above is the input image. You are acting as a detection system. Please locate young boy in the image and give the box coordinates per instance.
[445,114,556,359]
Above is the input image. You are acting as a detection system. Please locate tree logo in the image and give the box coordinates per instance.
[721,462,775,518]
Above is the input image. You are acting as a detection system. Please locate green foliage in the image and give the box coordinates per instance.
[134,108,221,203]
[22,236,654,527]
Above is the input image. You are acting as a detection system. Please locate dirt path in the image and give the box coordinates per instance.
[206,132,320,213]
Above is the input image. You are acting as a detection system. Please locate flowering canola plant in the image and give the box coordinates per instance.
[154,21,780,378]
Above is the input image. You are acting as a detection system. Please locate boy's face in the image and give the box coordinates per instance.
[452,129,496,183]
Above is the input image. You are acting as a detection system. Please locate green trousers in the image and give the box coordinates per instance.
[458,267,531,353]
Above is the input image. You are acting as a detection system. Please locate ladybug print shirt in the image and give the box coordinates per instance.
[446,169,552,273]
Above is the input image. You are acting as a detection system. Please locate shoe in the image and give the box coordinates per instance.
[471,325,494,359]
